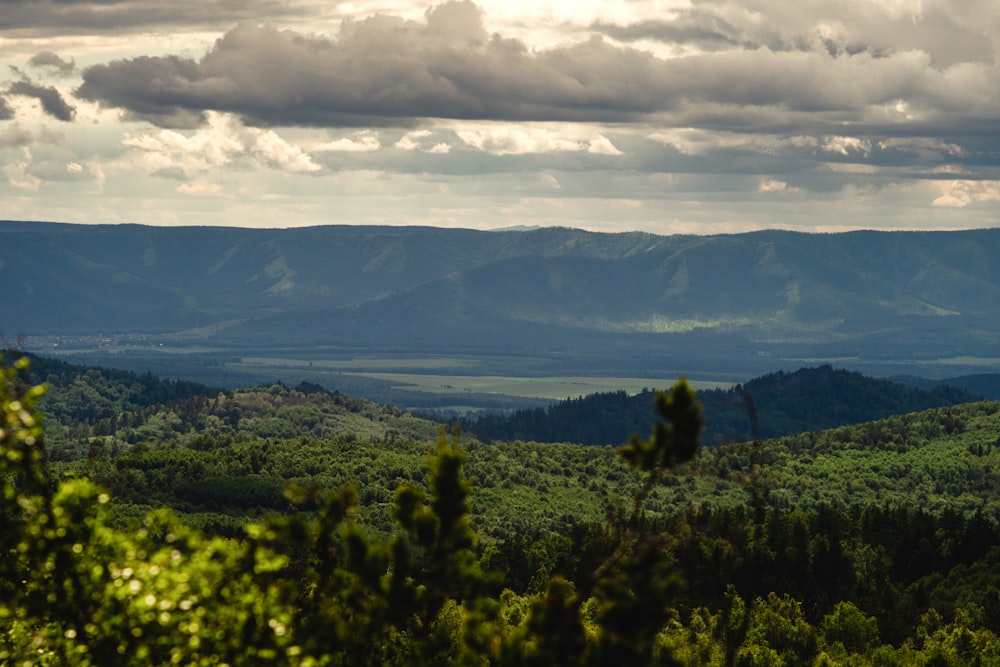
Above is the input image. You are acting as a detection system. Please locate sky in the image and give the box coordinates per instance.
[1,0,999,234]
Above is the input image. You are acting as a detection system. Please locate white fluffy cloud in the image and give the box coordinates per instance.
[121,112,319,175]
[932,180,1000,207]
[454,124,623,156]
[314,132,381,152]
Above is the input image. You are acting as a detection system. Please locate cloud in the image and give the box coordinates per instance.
[151,167,189,180]
[0,124,34,148]
[253,130,321,172]
[0,0,304,36]
[593,11,760,53]
[587,135,624,156]
[0,96,14,121]
[70,0,1000,166]
[454,124,623,156]
[3,152,41,191]
[27,51,76,76]
[122,114,244,172]
[759,178,788,192]
[81,16,664,128]
[27,158,99,182]
[595,1,995,68]
[314,132,382,152]
[177,181,223,196]
[822,135,872,156]
[395,130,441,152]
[8,80,76,121]
[121,111,320,174]
[932,180,1000,207]
[7,0,1000,233]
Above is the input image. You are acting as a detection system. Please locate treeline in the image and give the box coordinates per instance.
[465,365,981,445]
[14,351,221,423]
[42,381,440,462]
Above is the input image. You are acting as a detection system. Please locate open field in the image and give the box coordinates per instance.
[238,356,479,371]
[32,346,738,412]
[230,356,733,401]
[346,372,731,400]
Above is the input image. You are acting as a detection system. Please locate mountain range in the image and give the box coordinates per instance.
[5,220,1000,378]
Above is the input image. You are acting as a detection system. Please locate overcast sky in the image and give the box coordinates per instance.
[2,0,999,233]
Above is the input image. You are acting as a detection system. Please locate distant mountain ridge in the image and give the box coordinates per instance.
[1,221,667,333]
[5,221,1000,377]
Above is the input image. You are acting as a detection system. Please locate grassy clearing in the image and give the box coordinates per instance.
[347,372,730,400]
[230,355,733,401]
[239,356,479,370]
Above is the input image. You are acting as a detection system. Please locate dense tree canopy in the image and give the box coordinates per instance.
[4,353,1000,665]
[465,365,982,446]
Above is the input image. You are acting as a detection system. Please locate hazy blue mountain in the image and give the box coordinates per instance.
[224,227,1000,372]
[5,220,1000,378]
[1,221,663,333]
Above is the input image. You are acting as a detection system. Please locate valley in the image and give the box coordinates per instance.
[7,222,1000,397]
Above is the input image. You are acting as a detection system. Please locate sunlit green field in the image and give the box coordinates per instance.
[233,355,732,400]
[347,372,729,399]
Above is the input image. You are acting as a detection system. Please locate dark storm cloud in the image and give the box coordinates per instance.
[77,0,993,138]
[28,51,77,76]
[78,5,677,128]
[78,55,209,128]
[8,80,77,121]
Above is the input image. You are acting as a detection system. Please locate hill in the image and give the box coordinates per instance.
[14,351,221,423]
[6,221,1000,379]
[464,365,982,445]
[25,354,1000,532]
[0,351,442,464]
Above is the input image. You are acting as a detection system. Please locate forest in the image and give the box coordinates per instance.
[464,365,984,446]
[3,351,1000,665]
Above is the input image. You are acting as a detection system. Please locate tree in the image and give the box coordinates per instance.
[820,601,880,656]
[1,356,705,665]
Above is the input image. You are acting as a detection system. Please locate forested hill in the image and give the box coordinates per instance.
[12,351,221,425]
[3,351,442,460]
[465,365,982,445]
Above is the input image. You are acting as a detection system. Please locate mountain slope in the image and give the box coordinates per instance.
[6,221,1000,377]
[1,221,665,333]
